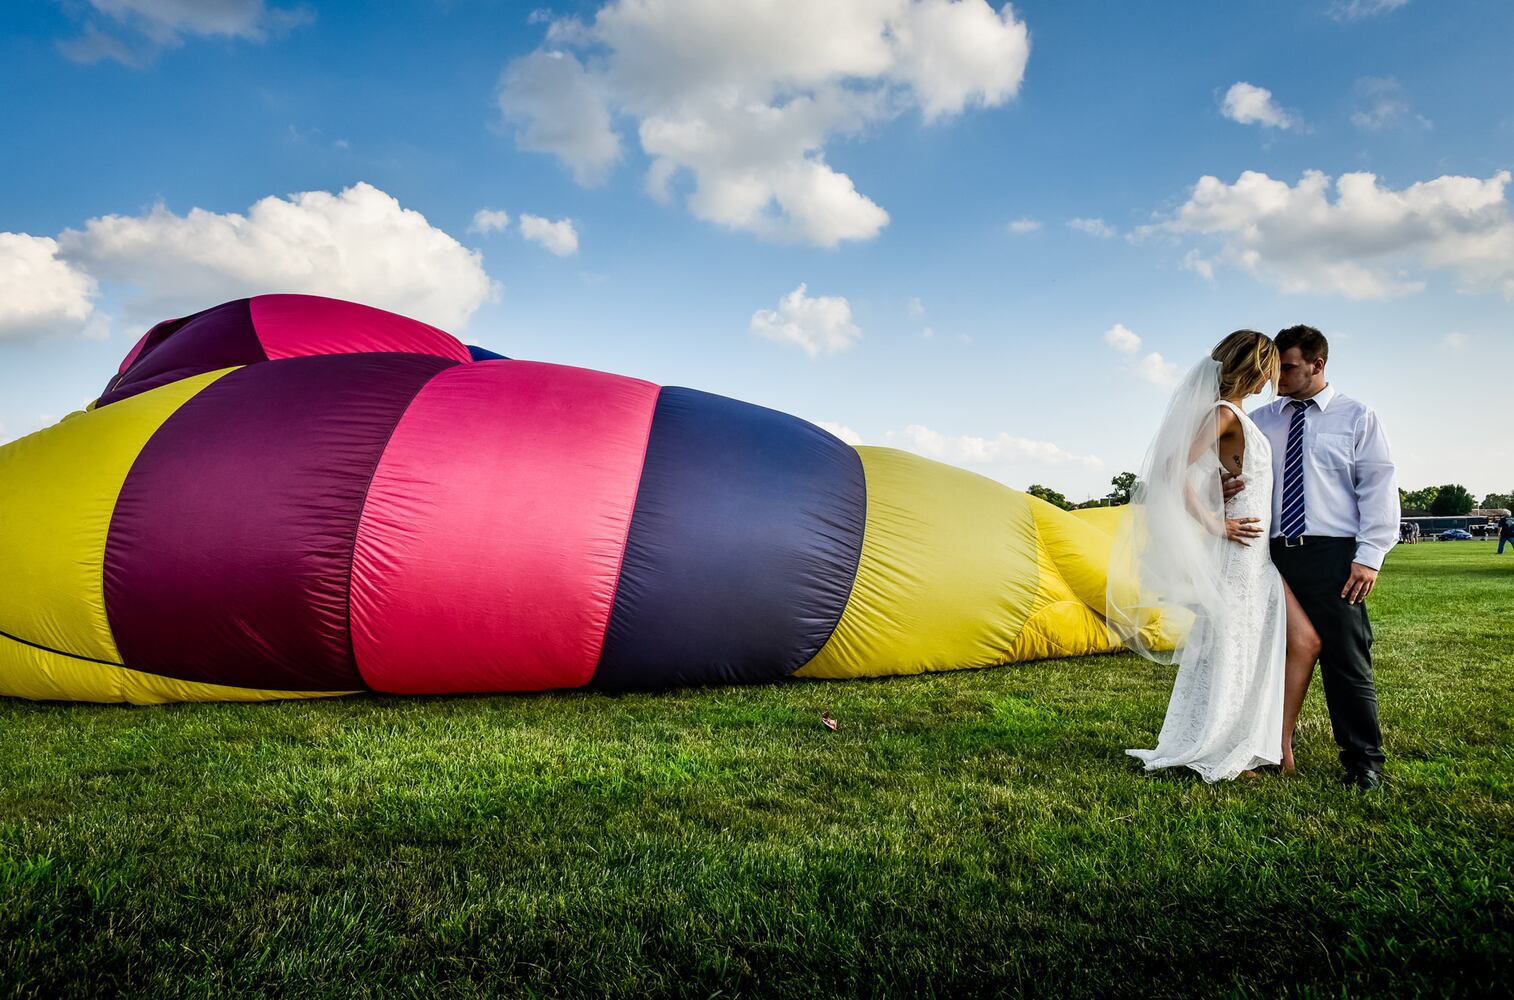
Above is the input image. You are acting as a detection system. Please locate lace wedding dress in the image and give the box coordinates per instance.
[1125,400,1287,782]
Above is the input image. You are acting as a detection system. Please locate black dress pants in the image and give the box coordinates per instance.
[1269,536,1386,774]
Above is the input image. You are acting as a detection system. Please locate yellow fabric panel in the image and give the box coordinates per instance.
[1068,504,1126,536]
[0,369,237,664]
[1029,499,1121,618]
[795,447,1045,679]
[0,635,357,705]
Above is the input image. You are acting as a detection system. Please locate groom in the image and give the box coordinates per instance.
[1239,325,1399,790]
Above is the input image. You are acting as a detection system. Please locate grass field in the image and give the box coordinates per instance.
[2,540,1510,998]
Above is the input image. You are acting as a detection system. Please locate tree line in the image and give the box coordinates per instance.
[1023,475,1510,518]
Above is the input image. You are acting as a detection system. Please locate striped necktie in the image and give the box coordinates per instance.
[1279,399,1309,540]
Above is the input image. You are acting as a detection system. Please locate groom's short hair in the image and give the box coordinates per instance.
[1276,325,1328,363]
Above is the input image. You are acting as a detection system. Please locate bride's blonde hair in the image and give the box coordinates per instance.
[1211,329,1279,399]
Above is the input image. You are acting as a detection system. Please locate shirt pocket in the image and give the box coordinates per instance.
[1315,431,1354,471]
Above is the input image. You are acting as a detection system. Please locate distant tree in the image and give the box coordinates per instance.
[1026,483,1074,510]
[1479,492,1513,511]
[1400,486,1438,516]
[1429,484,1475,516]
[1106,471,1139,506]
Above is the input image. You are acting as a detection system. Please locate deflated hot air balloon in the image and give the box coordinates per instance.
[0,294,1138,704]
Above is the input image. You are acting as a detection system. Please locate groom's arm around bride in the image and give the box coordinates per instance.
[1248,325,1398,790]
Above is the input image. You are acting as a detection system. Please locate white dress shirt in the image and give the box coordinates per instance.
[1250,384,1400,570]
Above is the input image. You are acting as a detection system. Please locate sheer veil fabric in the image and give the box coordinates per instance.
[1106,358,1229,665]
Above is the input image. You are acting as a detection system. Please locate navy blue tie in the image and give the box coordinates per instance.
[1279,399,1309,540]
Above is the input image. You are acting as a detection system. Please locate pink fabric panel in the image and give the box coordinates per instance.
[250,294,473,363]
[349,361,660,693]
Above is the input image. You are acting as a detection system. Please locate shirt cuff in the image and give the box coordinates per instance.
[1353,541,1389,571]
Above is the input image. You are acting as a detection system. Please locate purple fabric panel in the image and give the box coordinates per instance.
[104,353,457,691]
[98,300,266,408]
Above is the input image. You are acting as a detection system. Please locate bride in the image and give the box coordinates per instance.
[1108,330,1320,782]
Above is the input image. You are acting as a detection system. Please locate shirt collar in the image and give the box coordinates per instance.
[1292,383,1335,411]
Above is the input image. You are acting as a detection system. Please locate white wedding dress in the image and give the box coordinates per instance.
[1125,400,1287,782]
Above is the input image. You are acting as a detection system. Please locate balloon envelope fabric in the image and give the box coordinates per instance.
[0,294,1134,704]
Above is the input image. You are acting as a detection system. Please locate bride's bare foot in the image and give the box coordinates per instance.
[1240,769,1261,779]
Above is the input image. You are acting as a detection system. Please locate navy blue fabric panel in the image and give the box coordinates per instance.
[593,386,867,689]
[466,345,510,361]
[99,299,266,407]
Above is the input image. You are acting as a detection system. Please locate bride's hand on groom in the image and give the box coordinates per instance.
[1224,517,1263,545]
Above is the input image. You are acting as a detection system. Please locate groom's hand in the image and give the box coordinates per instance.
[1221,473,1245,501]
[1342,563,1379,604]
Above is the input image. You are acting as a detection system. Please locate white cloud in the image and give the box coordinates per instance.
[1007,217,1042,234]
[496,50,623,187]
[59,0,312,66]
[1220,82,1297,130]
[922,326,936,339]
[1181,249,1215,280]
[1328,0,1410,22]
[884,424,1102,469]
[470,208,512,234]
[815,420,863,445]
[57,182,497,331]
[1143,169,1514,300]
[750,283,861,357]
[1103,323,1141,354]
[1068,217,1115,238]
[499,0,1030,247]
[907,296,925,317]
[1350,76,1431,131]
[0,234,99,340]
[1135,352,1180,388]
[518,214,580,256]
[1442,332,1469,350]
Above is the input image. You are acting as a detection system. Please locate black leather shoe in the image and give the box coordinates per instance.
[1343,769,1383,791]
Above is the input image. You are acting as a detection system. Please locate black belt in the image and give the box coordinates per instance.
[1272,535,1353,548]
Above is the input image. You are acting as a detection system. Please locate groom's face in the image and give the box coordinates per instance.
[1277,347,1325,397]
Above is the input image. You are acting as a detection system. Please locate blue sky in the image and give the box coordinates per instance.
[3,0,1511,502]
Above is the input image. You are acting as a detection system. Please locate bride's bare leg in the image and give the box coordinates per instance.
[1282,580,1321,774]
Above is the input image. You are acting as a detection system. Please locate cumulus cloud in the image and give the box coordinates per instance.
[496,50,623,187]
[498,0,1030,247]
[1181,249,1215,280]
[884,424,1102,469]
[470,208,511,234]
[58,182,497,330]
[1328,0,1410,22]
[750,283,861,357]
[0,234,100,340]
[1442,331,1469,350]
[1134,352,1180,388]
[907,296,926,317]
[815,420,863,445]
[518,214,580,256]
[1007,217,1042,234]
[1220,82,1297,130]
[1141,169,1514,300]
[1103,323,1141,354]
[1068,217,1115,238]
[1351,76,1431,131]
[59,0,312,66]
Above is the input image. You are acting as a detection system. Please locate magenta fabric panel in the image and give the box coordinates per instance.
[250,294,473,364]
[103,353,457,691]
[97,300,266,408]
[350,360,660,694]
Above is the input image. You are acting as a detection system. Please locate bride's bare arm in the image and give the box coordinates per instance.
[1183,406,1260,543]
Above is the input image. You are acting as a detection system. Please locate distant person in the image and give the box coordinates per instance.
[1244,325,1398,791]
[1499,515,1514,555]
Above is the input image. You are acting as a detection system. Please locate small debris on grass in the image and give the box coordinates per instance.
[820,712,838,731]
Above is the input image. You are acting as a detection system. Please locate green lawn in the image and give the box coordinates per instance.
[2,541,1510,998]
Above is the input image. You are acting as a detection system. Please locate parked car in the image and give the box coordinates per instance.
[1439,528,1474,541]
